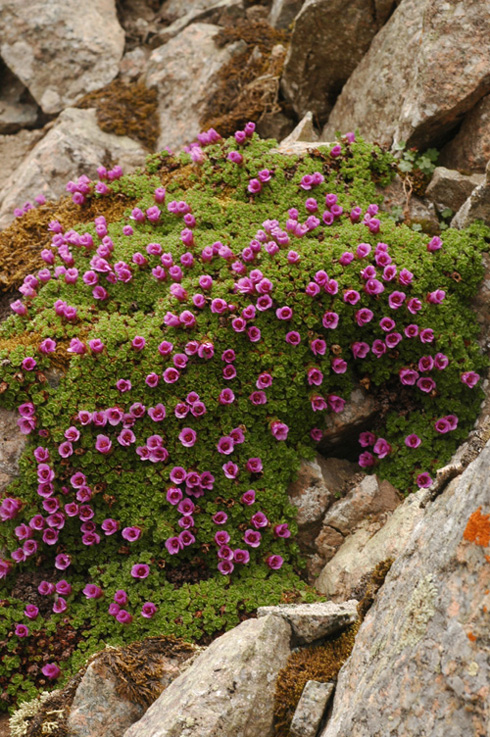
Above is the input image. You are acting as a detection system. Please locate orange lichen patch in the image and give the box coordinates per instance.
[0,193,136,292]
[463,507,490,548]
[78,80,160,151]
[467,632,477,642]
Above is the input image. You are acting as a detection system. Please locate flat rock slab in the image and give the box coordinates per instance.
[257,601,358,644]
[123,614,291,737]
[426,167,484,214]
[321,441,490,737]
[290,680,334,737]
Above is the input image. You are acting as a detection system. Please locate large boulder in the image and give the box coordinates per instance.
[440,93,490,173]
[0,0,124,114]
[451,159,490,230]
[145,24,246,152]
[0,108,147,228]
[281,0,397,123]
[323,0,490,149]
[0,61,39,134]
[320,442,490,737]
[0,408,27,494]
[269,0,305,29]
[123,614,292,737]
[426,167,484,215]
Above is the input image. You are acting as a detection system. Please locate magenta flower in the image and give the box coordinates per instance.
[212,511,228,525]
[417,377,436,393]
[399,368,419,386]
[407,298,422,315]
[322,311,339,329]
[276,306,293,321]
[271,421,289,440]
[246,457,263,473]
[165,537,183,555]
[241,489,256,505]
[22,357,37,371]
[327,395,345,413]
[404,324,419,339]
[405,434,421,448]
[24,604,39,620]
[116,610,133,624]
[359,431,376,447]
[251,511,268,528]
[116,379,132,393]
[141,602,157,619]
[122,527,142,542]
[358,451,375,468]
[266,555,284,570]
[233,549,250,564]
[274,523,291,538]
[217,560,234,575]
[343,289,360,305]
[223,461,239,479]
[434,417,451,434]
[131,563,150,579]
[219,388,235,405]
[163,367,180,384]
[373,438,391,459]
[416,472,433,488]
[461,371,480,388]
[95,435,112,454]
[248,178,262,194]
[55,553,71,570]
[244,529,261,547]
[15,624,29,637]
[427,236,442,251]
[310,339,326,356]
[217,436,234,455]
[179,428,197,447]
[42,663,61,679]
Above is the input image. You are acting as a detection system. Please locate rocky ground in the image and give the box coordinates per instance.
[1,1,490,736]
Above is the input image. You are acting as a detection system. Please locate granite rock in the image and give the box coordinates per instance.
[440,93,490,173]
[257,601,358,644]
[426,166,484,215]
[290,681,334,737]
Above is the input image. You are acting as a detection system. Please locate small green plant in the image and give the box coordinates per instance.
[393,141,439,178]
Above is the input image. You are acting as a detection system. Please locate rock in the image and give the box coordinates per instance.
[281,0,397,122]
[451,160,490,229]
[157,0,245,44]
[256,110,296,143]
[0,408,27,494]
[320,442,490,737]
[320,387,378,449]
[379,174,441,234]
[290,681,334,737]
[0,108,146,229]
[280,111,318,147]
[0,60,39,134]
[426,167,484,215]
[440,93,490,173]
[123,614,291,737]
[68,639,197,737]
[269,0,305,29]
[145,24,246,152]
[323,0,490,150]
[162,0,221,20]
[0,0,125,114]
[287,456,359,552]
[257,601,358,644]
[315,488,429,599]
[119,48,149,82]
[0,128,44,184]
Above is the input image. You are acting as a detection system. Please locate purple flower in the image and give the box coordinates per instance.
[416,472,433,488]
[241,489,256,505]
[251,511,268,528]
[55,553,71,570]
[141,602,157,619]
[276,306,293,321]
[212,511,228,525]
[358,451,375,468]
[266,554,284,570]
[116,610,133,624]
[244,529,261,547]
[233,549,250,564]
[15,624,29,637]
[95,435,112,454]
[359,431,376,447]
[271,421,289,441]
[83,584,103,599]
[131,563,150,579]
[373,438,391,459]
[248,179,262,194]
[122,527,141,543]
[217,436,235,455]
[427,236,442,252]
[461,371,480,388]
[165,537,183,555]
[322,311,339,329]
[399,368,419,386]
[405,434,421,448]
[217,560,234,575]
[179,428,197,447]
[246,457,263,473]
[434,417,451,434]
[420,328,434,343]
[42,663,61,679]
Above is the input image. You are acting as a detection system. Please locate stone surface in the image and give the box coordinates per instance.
[123,614,291,737]
[287,456,359,552]
[315,488,429,599]
[257,601,358,644]
[0,60,39,134]
[0,408,27,493]
[269,0,305,29]
[0,108,146,229]
[162,0,221,19]
[323,0,490,149]
[451,159,490,229]
[157,0,245,43]
[282,0,396,122]
[379,174,441,234]
[0,0,125,114]
[280,111,318,147]
[145,24,245,152]
[426,166,484,215]
[320,387,378,448]
[440,93,490,173]
[321,442,490,737]
[0,128,44,186]
[290,681,334,737]
[68,643,195,737]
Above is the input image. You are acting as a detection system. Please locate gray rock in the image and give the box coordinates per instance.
[379,173,441,234]
[162,0,222,20]
[426,167,484,215]
[323,0,490,150]
[257,601,358,644]
[282,0,396,122]
[68,643,196,737]
[280,111,318,146]
[287,455,359,553]
[145,24,245,152]
[0,128,44,186]
[451,160,490,229]
[0,0,125,114]
[320,441,490,737]
[0,61,39,134]
[0,408,27,494]
[315,488,429,600]
[0,108,146,228]
[440,93,490,173]
[123,615,292,737]
[320,387,378,448]
[157,0,245,44]
[290,681,334,737]
[269,0,305,29]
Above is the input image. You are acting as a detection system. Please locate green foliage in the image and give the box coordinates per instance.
[0,132,487,709]
[393,141,439,177]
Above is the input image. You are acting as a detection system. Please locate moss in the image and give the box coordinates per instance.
[77,80,160,151]
[200,20,292,138]
[355,557,394,621]
[273,624,359,737]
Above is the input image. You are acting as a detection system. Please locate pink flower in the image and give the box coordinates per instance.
[434,417,451,434]
[95,435,112,454]
[271,422,289,441]
[461,371,480,388]
[327,395,345,413]
[244,529,261,547]
[322,311,339,329]
[55,553,71,570]
[246,457,263,473]
[405,434,421,448]
[379,318,395,333]
[343,289,360,305]
[416,472,433,488]
[15,624,29,637]
[417,377,436,393]
[358,451,375,468]
[241,489,256,505]
[141,602,157,619]
[179,428,197,447]
[42,663,61,679]
[233,549,250,564]
[219,388,235,405]
[250,390,267,405]
[217,436,234,455]
[131,563,150,579]
[163,367,180,384]
[359,431,376,447]
[217,560,234,575]
[266,554,283,570]
[399,368,419,386]
[420,328,434,343]
[122,527,141,542]
[427,236,442,252]
[373,438,391,459]
[331,358,347,373]
[276,306,293,321]
[101,519,119,536]
[24,604,39,619]
[22,357,37,371]
[116,379,132,393]
[116,610,133,624]
[223,461,239,479]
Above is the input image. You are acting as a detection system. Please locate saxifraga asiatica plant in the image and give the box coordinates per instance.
[0,126,487,708]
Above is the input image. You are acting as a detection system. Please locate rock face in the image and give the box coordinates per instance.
[0,0,124,114]
[440,93,490,173]
[315,488,429,599]
[146,24,245,152]
[0,108,146,228]
[321,442,490,737]
[281,0,396,122]
[290,681,334,737]
[67,641,197,737]
[269,0,305,29]
[451,159,490,229]
[257,601,358,644]
[287,455,359,552]
[0,128,44,185]
[0,408,27,494]
[426,167,484,215]
[323,0,490,149]
[0,61,39,134]
[123,614,292,737]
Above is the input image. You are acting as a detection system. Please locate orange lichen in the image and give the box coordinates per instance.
[467,632,477,642]
[463,507,490,548]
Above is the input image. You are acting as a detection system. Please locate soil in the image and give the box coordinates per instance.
[0,714,10,737]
